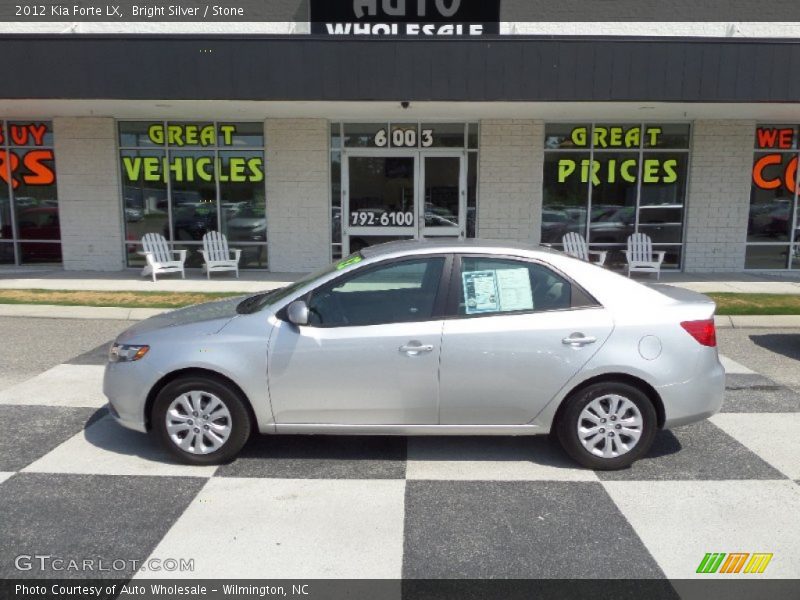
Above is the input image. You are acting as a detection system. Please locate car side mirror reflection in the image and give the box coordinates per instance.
[286,300,309,326]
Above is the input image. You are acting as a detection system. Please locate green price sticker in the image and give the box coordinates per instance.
[336,256,363,270]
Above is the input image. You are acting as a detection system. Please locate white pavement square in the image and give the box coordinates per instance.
[602,480,800,579]
[0,364,107,408]
[138,478,406,579]
[718,355,755,375]
[406,437,598,481]
[711,413,800,480]
[22,415,218,478]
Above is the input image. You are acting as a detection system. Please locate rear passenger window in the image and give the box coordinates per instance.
[457,257,577,316]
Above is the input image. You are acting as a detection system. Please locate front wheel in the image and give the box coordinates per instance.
[556,382,657,470]
[152,376,252,465]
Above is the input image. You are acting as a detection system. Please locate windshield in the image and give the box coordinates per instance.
[236,252,364,314]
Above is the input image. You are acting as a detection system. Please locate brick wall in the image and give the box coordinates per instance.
[477,120,543,244]
[265,119,330,272]
[684,120,755,272]
[53,117,125,271]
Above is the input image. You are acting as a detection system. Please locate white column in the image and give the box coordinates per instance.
[684,120,755,272]
[477,119,544,243]
[53,117,124,271]
[265,118,330,272]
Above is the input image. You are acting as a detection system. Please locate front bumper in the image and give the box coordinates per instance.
[103,360,163,434]
[658,353,725,428]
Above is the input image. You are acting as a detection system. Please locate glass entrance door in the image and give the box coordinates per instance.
[344,154,417,253]
[420,153,465,238]
[343,151,465,254]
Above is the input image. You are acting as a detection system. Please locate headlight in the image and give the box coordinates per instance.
[108,343,149,363]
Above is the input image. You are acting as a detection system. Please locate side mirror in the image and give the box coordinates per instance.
[286,300,309,326]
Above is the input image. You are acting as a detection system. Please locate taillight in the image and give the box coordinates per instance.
[680,319,717,347]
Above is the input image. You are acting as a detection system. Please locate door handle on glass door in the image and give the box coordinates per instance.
[399,342,434,355]
[562,334,597,346]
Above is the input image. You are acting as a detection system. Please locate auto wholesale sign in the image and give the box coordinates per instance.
[310,0,500,36]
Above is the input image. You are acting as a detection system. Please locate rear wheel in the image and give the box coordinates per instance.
[556,381,656,470]
[152,376,251,465]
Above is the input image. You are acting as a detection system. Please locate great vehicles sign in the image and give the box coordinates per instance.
[310,0,500,36]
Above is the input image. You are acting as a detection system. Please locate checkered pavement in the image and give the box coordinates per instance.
[0,345,798,581]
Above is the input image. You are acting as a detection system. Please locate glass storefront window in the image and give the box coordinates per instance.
[119,121,266,269]
[0,120,60,265]
[542,122,690,269]
[748,124,800,269]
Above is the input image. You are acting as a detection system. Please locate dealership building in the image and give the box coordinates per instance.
[2,12,800,274]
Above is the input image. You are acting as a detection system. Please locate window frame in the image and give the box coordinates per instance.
[443,253,601,320]
[282,254,454,329]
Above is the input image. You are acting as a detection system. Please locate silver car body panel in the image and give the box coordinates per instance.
[104,239,724,437]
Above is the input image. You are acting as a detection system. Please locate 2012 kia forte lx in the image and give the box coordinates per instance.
[103,240,724,470]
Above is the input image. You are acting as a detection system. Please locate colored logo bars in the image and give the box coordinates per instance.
[696,552,773,574]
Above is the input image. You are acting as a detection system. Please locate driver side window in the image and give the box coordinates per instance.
[307,258,445,327]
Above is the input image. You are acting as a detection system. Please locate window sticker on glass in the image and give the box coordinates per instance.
[496,268,534,312]
[462,270,499,314]
[336,255,363,270]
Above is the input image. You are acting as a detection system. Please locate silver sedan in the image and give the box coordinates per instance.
[104,240,724,470]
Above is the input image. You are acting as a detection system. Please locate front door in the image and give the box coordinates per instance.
[343,151,465,254]
[267,256,449,425]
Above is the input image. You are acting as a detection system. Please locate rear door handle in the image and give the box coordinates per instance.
[399,342,434,355]
[562,334,597,347]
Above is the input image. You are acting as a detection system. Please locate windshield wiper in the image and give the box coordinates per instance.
[236,291,273,315]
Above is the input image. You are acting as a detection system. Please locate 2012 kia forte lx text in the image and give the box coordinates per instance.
[103,240,724,470]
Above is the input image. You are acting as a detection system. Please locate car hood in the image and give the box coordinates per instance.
[116,296,245,341]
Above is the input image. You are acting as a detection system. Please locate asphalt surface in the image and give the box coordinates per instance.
[0,317,129,390]
[716,328,800,392]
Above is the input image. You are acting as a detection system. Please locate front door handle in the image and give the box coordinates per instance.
[562,333,597,347]
[399,341,434,355]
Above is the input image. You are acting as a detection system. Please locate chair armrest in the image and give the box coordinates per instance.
[654,251,666,265]
[142,251,157,267]
[174,249,188,262]
[231,249,242,261]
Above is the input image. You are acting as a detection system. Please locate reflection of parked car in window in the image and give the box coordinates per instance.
[589,206,636,244]
[13,206,61,262]
[226,207,266,243]
[541,209,572,243]
[125,207,144,222]
[749,200,792,238]
[168,204,218,241]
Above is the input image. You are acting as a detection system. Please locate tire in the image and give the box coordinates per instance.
[556,381,656,470]
[151,375,252,465]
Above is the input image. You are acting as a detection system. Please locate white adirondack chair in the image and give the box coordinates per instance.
[562,232,608,266]
[624,233,666,279]
[141,233,186,282]
[200,231,241,279]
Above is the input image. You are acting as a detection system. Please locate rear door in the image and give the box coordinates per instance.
[438,255,614,425]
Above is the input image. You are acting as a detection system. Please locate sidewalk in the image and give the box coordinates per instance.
[2,267,800,294]
[1,267,800,327]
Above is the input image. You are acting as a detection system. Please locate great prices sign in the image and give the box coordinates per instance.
[0,122,55,189]
[753,126,800,193]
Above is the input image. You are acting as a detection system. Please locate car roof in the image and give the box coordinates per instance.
[359,238,562,259]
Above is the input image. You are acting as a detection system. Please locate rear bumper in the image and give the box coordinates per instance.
[658,354,725,428]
